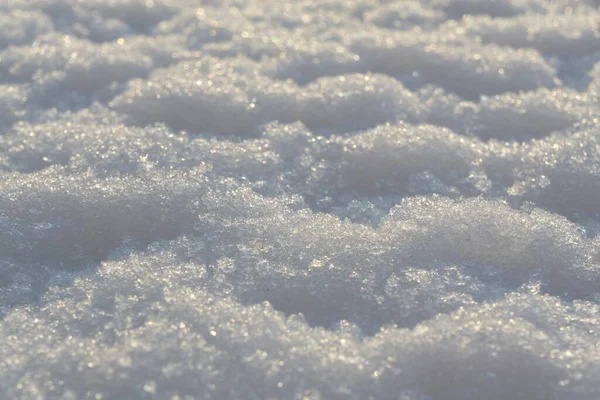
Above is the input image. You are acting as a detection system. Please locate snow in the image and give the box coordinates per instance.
[0,0,600,399]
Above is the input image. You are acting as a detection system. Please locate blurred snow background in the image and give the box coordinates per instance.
[1,0,600,399]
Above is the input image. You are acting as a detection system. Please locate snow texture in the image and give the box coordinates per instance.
[1,0,600,399]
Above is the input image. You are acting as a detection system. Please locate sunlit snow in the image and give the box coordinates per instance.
[1,0,600,399]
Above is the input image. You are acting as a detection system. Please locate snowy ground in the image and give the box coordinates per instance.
[1,0,600,399]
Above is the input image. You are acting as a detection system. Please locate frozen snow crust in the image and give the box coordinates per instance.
[1,0,600,399]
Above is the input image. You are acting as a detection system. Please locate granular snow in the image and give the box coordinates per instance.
[0,0,600,399]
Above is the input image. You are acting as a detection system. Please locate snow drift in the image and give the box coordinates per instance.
[1,0,600,399]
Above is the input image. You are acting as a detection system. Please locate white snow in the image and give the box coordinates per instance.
[1,0,600,399]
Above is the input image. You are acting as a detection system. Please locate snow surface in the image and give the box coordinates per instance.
[1,0,600,399]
